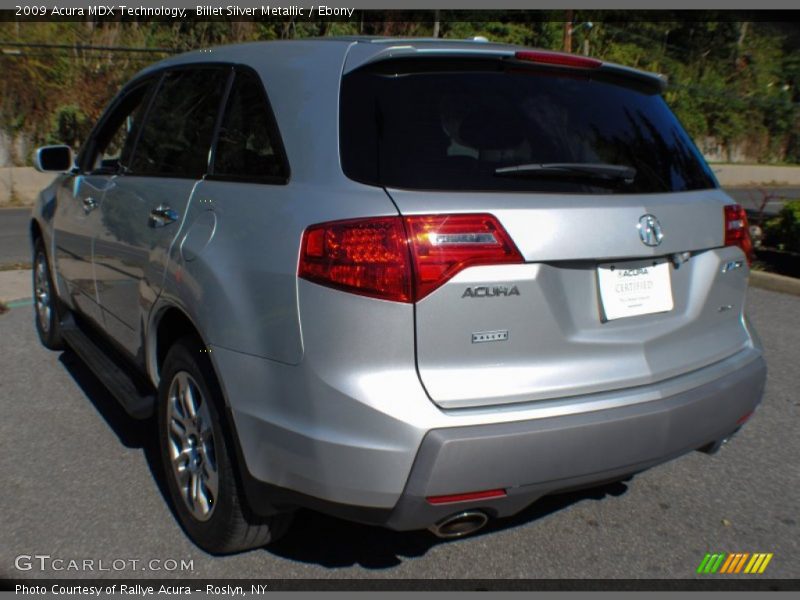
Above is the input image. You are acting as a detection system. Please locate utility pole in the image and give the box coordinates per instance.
[563,9,573,53]
[736,22,749,69]
[581,22,594,55]
[737,21,748,50]
[433,10,440,38]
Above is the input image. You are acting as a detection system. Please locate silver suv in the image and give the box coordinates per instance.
[31,38,766,553]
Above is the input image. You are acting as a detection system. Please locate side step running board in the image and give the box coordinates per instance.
[61,319,155,420]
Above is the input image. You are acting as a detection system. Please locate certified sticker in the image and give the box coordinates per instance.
[597,259,674,321]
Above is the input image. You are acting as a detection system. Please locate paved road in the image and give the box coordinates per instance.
[0,288,798,581]
[727,187,799,218]
[0,208,31,267]
[2,188,796,268]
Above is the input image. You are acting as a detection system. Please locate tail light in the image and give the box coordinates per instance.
[724,204,754,264]
[298,214,523,303]
[404,214,523,299]
[298,217,412,302]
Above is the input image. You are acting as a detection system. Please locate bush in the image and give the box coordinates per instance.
[47,104,90,149]
[763,200,800,254]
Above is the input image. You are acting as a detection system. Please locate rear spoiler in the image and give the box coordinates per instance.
[343,41,668,93]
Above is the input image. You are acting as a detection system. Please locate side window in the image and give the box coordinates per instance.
[211,70,289,182]
[130,68,229,178]
[85,83,150,174]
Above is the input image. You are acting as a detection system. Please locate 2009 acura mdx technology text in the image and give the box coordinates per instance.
[30,37,766,553]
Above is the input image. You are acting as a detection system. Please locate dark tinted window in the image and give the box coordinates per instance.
[130,68,229,177]
[340,59,717,194]
[84,82,151,174]
[211,70,288,182]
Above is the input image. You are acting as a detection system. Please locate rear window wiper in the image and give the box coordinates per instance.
[494,163,636,184]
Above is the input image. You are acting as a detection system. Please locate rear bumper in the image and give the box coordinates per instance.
[384,354,766,530]
[232,350,766,530]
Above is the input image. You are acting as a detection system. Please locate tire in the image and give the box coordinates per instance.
[33,237,65,350]
[157,337,292,554]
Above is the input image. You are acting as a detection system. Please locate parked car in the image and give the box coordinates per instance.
[31,38,766,554]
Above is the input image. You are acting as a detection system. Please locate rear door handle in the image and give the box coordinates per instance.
[82,197,97,214]
[148,205,180,228]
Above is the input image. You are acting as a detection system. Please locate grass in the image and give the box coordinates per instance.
[0,200,34,209]
[8,186,25,207]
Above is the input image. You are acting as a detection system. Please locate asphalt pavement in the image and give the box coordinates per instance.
[1,287,798,581]
[1,187,797,270]
[2,194,798,583]
[0,208,31,267]
[726,187,799,217]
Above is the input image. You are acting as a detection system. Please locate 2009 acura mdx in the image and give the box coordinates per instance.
[30,38,766,553]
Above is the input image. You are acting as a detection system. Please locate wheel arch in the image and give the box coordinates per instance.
[30,218,50,269]
[30,218,43,244]
[148,302,277,521]
[148,304,215,392]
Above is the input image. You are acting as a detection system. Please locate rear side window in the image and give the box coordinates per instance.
[211,69,289,182]
[340,59,717,194]
[130,68,229,178]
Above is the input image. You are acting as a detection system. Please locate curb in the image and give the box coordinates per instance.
[750,270,800,297]
[0,298,32,314]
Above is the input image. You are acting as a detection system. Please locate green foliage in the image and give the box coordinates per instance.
[443,21,535,46]
[47,104,90,148]
[763,201,800,254]
[1,15,798,165]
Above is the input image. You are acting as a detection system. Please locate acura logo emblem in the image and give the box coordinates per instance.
[637,214,663,247]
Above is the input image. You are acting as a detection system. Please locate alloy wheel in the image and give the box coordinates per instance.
[166,371,219,521]
[34,253,52,333]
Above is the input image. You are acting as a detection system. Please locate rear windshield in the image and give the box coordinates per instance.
[340,58,717,194]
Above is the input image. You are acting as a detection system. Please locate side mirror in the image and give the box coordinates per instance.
[34,145,74,173]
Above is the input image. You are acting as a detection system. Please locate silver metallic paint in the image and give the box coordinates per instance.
[31,39,768,517]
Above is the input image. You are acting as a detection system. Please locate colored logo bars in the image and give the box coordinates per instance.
[697,552,774,574]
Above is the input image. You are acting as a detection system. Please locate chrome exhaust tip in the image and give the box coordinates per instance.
[429,510,489,539]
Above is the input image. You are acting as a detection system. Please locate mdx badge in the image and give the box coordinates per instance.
[638,214,664,247]
[462,285,520,298]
